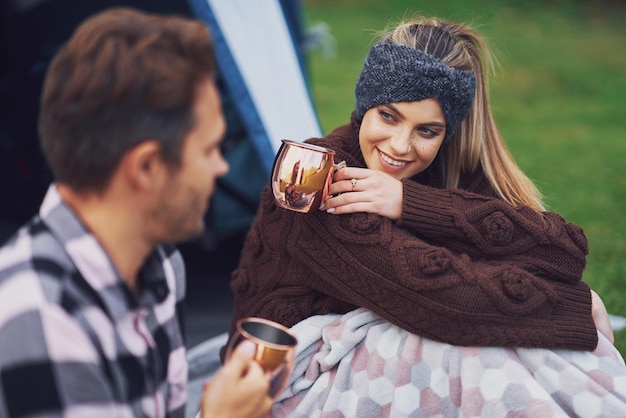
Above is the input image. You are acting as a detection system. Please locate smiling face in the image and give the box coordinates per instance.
[358,99,446,180]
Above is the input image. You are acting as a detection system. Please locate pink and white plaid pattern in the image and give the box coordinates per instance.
[273,308,626,417]
[0,185,188,417]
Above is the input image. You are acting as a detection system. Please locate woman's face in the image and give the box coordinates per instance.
[359,99,446,180]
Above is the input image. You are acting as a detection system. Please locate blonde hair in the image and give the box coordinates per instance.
[380,17,545,211]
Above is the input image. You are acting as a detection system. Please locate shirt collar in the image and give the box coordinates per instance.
[39,184,170,320]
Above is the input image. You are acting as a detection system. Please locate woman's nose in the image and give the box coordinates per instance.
[388,129,413,154]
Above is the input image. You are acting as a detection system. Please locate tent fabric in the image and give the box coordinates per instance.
[186,0,322,245]
[188,0,322,170]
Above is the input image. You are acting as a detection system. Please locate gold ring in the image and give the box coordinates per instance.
[351,178,357,191]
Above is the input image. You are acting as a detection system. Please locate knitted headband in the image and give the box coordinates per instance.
[355,43,477,142]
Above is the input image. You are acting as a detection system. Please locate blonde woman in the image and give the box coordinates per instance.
[227,17,626,415]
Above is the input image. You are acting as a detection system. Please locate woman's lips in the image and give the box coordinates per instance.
[378,149,407,167]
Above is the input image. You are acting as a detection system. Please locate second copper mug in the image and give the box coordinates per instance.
[225,317,298,399]
[271,139,338,213]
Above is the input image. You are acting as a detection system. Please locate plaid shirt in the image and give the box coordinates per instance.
[0,186,188,417]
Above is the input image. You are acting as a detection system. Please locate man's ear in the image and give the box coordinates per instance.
[121,140,168,191]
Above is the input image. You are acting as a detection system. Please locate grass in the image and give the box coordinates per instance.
[303,0,626,356]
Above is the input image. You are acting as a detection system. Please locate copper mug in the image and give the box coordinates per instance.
[225,317,298,399]
[271,139,342,213]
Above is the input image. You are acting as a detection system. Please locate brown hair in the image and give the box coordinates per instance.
[380,17,544,211]
[39,7,217,192]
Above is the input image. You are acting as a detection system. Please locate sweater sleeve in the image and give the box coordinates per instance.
[235,187,597,351]
[397,179,588,285]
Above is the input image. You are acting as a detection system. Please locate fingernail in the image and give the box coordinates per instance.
[319,203,325,210]
[326,208,335,214]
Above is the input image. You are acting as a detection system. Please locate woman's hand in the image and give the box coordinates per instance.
[200,341,273,418]
[591,289,614,344]
[320,167,404,220]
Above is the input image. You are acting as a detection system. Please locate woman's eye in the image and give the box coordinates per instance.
[378,109,394,121]
[418,127,440,138]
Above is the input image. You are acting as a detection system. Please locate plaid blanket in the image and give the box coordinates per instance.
[272,308,626,417]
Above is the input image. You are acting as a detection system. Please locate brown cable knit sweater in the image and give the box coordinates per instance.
[227,116,598,351]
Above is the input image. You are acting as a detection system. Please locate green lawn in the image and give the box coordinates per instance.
[303,0,626,355]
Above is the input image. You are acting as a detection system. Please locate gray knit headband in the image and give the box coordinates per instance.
[355,43,477,142]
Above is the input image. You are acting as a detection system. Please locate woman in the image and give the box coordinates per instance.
[227,17,626,415]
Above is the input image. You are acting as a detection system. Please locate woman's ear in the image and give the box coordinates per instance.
[121,140,168,191]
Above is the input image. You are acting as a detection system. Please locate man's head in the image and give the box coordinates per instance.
[39,7,218,193]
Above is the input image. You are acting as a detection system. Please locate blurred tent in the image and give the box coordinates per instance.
[0,0,322,247]
[188,0,322,249]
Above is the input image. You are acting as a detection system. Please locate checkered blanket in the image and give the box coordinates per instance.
[272,308,626,417]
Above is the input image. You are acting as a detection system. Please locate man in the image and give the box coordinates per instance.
[0,8,272,418]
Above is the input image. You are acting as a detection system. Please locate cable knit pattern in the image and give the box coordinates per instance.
[398,183,588,284]
[226,117,597,352]
[481,211,514,245]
